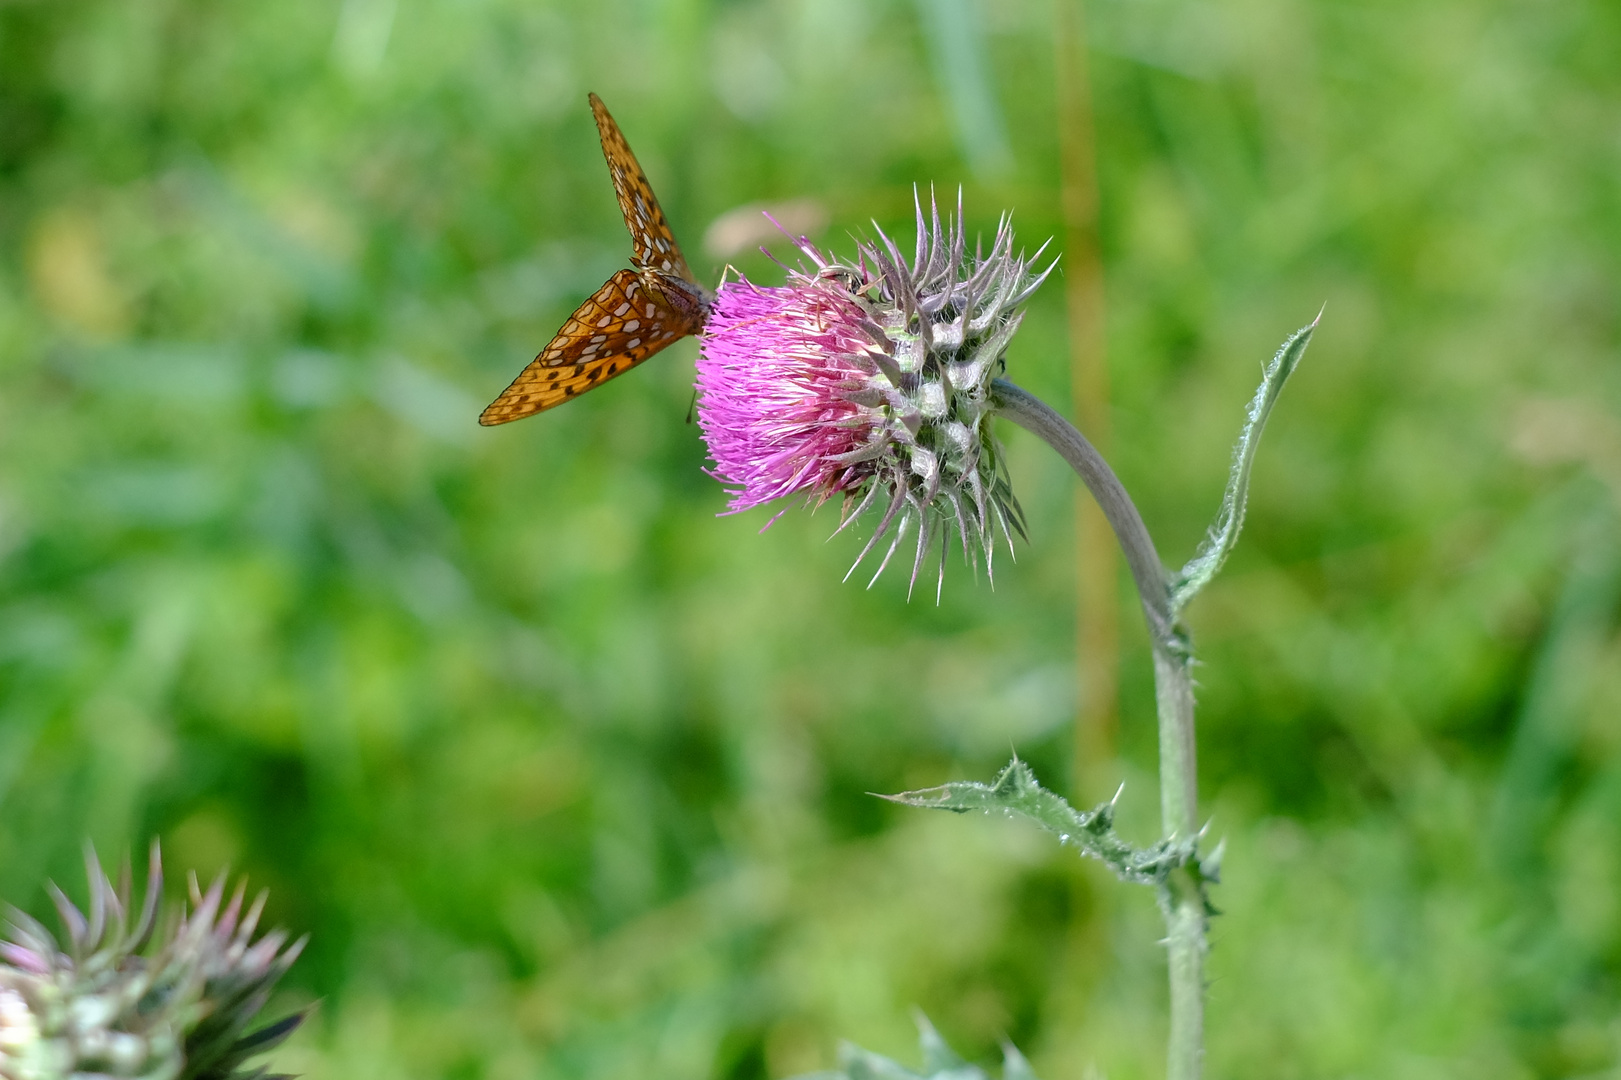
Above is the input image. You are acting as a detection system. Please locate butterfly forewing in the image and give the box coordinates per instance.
[478,270,701,425]
[589,93,699,286]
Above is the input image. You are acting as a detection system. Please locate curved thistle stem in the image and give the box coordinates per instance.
[990,376,1205,1080]
[988,379,1173,644]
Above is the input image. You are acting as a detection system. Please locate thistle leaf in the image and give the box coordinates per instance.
[882,758,1195,887]
[1171,313,1319,615]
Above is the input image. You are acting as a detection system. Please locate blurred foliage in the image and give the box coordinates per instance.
[0,1,1618,1079]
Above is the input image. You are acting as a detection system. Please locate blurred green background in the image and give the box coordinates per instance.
[2,0,1619,1077]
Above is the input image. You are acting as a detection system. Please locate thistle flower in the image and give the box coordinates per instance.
[0,843,306,1080]
[695,191,1055,597]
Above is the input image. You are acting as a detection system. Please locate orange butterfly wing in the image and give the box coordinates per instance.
[477,270,699,425]
[589,92,700,285]
[479,95,708,426]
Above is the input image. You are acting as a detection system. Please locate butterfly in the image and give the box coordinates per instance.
[479,94,711,426]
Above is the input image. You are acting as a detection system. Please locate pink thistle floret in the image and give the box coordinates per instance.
[696,278,883,514]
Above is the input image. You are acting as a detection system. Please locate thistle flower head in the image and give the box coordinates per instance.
[695,190,1054,597]
[0,843,306,1080]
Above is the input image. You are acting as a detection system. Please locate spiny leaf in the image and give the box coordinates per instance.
[1171,313,1319,615]
[882,758,1195,887]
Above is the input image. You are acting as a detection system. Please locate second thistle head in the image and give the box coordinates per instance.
[695,191,1055,598]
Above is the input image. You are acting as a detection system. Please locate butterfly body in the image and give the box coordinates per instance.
[479,94,710,426]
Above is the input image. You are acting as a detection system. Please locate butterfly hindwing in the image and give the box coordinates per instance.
[478,269,698,425]
[589,93,699,286]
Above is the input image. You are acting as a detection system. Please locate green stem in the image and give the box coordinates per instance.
[1154,649,1205,1080]
[991,378,1205,1080]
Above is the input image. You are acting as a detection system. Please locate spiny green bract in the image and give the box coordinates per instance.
[0,844,306,1080]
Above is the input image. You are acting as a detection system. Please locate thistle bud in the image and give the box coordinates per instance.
[0,844,306,1080]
